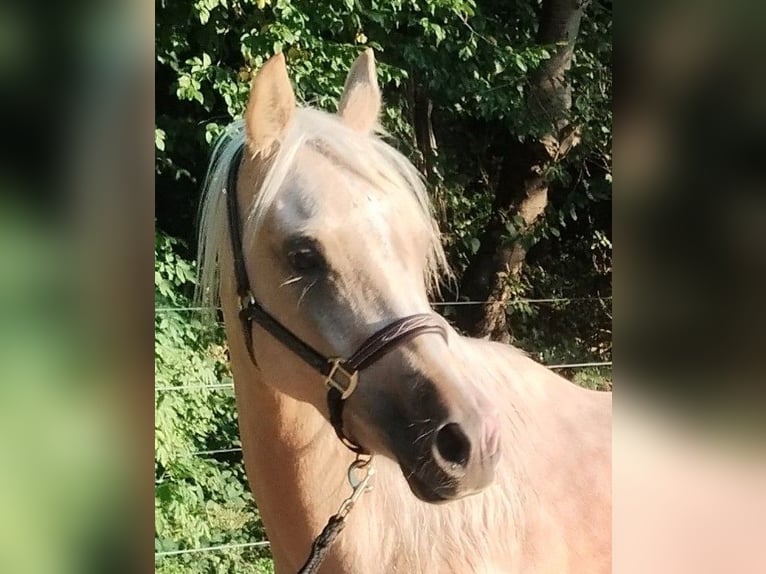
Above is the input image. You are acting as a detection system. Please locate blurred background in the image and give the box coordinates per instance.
[616,1,766,571]
[0,0,763,572]
[0,0,153,572]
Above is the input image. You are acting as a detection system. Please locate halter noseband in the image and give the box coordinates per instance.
[224,143,447,454]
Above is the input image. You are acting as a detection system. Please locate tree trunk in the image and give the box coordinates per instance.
[408,75,437,178]
[413,84,437,177]
[454,0,588,341]
[411,74,447,230]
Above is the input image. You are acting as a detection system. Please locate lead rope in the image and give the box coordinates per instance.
[297,455,376,574]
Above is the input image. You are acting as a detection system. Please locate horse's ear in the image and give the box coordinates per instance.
[245,53,296,157]
[338,48,381,133]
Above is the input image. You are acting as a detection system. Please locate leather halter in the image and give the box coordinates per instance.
[224,143,447,454]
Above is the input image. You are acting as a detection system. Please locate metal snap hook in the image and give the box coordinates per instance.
[337,456,376,519]
[238,291,256,311]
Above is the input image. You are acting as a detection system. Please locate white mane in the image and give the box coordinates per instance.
[196,108,450,310]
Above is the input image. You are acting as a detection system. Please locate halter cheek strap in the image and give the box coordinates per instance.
[224,142,447,454]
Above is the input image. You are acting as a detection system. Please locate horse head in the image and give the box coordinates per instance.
[204,51,501,502]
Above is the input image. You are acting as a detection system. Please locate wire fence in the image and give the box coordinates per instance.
[155,294,612,396]
[156,541,271,559]
[154,360,612,393]
[155,295,612,313]
[155,294,611,560]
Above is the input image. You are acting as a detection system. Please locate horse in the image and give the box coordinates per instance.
[197,49,611,573]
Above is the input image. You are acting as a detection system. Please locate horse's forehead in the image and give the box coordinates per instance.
[274,146,396,225]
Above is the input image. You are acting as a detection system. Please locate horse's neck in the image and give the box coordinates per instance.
[229,359,357,569]
[218,266,358,568]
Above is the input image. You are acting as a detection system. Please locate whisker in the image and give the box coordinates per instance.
[414,428,435,445]
[405,418,434,429]
[297,279,317,308]
[413,457,430,479]
[280,276,303,287]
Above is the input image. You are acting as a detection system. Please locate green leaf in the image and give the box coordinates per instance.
[155,129,166,152]
[514,54,528,72]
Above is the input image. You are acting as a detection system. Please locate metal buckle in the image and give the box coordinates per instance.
[238,291,255,311]
[324,358,359,400]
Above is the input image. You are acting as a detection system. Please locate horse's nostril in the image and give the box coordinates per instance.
[435,423,471,467]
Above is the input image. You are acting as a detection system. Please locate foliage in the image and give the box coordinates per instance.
[155,233,273,572]
[156,0,612,263]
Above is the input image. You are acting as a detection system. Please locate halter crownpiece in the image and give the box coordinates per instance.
[224,142,447,454]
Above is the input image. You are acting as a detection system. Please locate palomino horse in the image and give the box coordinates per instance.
[197,50,611,573]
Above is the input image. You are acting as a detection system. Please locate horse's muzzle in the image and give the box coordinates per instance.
[401,414,501,503]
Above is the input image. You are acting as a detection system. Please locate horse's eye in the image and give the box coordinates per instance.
[288,246,325,273]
